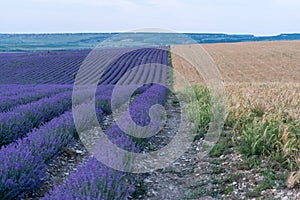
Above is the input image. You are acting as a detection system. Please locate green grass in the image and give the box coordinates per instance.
[178,85,212,139]
[209,133,233,157]
[182,83,300,195]
[131,180,147,199]
[232,112,300,171]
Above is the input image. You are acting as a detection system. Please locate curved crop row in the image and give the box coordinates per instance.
[0,51,89,84]
[0,48,169,85]
[0,92,112,199]
[43,84,169,200]
[0,84,71,97]
[0,47,171,199]
[42,157,135,200]
[0,85,72,112]
[0,84,122,146]
[0,91,73,146]
[129,84,169,126]
[120,48,169,85]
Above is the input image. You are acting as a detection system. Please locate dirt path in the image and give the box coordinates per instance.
[138,129,300,199]
[136,94,198,200]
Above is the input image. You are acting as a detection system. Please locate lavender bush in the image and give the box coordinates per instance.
[42,158,134,200]
[0,97,107,199]
[44,84,169,200]
[0,84,71,97]
[129,84,169,126]
[0,85,71,112]
[0,146,45,199]
[116,84,169,140]
[0,91,73,146]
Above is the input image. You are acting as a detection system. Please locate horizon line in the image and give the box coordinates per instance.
[0,31,300,37]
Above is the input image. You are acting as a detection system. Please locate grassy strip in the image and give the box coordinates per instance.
[226,83,300,188]
[183,84,300,199]
[178,85,212,139]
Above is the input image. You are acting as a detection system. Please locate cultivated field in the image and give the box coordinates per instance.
[172,41,300,86]
[0,47,171,199]
[171,41,300,199]
[0,41,299,199]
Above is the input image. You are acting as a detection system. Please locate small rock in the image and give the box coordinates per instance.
[151,189,158,196]
[144,178,153,183]
[222,162,229,165]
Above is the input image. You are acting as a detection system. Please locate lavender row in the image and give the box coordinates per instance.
[42,123,140,200]
[0,85,115,198]
[0,51,89,84]
[0,86,72,112]
[0,95,109,199]
[0,84,117,146]
[0,84,39,97]
[42,125,140,200]
[101,48,169,85]
[0,84,72,97]
[0,91,73,146]
[42,158,134,200]
[94,84,151,114]
[43,84,169,199]
[0,48,169,85]
[129,84,169,126]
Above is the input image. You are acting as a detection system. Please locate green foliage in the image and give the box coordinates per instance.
[167,51,174,89]
[179,85,212,138]
[236,115,281,157]
[209,132,233,157]
[232,112,300,171]
[236,155,261,170]
[209,141,227,157]
[131,180,147,199]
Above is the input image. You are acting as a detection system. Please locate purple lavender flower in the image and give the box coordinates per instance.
[0,98,106,199]
[42,158,134,200]
[0,145,45,199]
[0,91,73,146]
[0,85,71,112]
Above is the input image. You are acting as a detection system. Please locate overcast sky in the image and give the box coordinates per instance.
[1,0,299,35]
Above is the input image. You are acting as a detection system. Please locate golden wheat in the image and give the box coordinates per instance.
[225,82,300,188]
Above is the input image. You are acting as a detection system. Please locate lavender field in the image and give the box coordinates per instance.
[3,38,299,200]
[0,47,172,199]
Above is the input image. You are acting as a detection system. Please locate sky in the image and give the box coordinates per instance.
[0,0,299,35]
